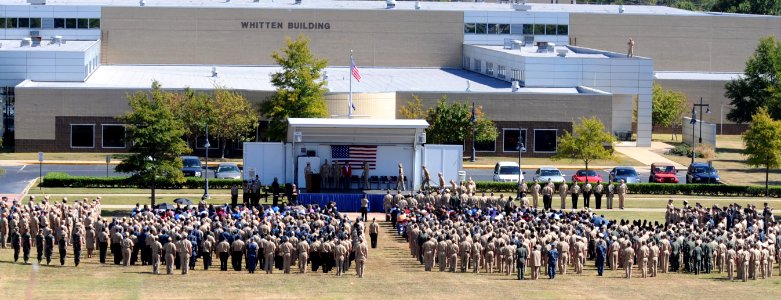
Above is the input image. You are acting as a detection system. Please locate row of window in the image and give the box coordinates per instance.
[0,18,100,29]
[71,124,125,149]
[475,128,558,153]
[464,23,568,36]
[463,56,523,82]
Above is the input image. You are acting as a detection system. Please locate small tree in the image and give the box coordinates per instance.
[167,88,213,147]
[116,81,191,206]
[211,87,260,158]
[260,35,328,141]
[725,36,781,123]
[400,96,497,145]
[553,117,616,180]
[742,107,781,196]
[652,83,688,141]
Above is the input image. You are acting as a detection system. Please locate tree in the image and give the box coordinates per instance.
[725,36,781,123]
[399,96,498,145]
[166,88,213,147]
[711,0,781,15]
[260,35,328,141]
[652,83,688,141]
[116,81,191,206]
[742,107,781,196]
[211,87,260,158]
[553,117,616,179]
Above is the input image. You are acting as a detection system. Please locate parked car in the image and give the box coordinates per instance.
[215,162,242,179]
[609,166,641,183]
[686,162,721,184]
[493,162,524,182]
[571,169,603,183]
[532,166,565,183]
[180,156,203,177]
[649,163,679,183]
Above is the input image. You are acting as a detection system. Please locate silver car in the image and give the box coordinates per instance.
[215,163,241,179]
[532,167,565,183]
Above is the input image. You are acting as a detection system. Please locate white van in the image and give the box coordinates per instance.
[493,162,524,182]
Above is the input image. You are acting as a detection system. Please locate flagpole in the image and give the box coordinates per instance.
[349,50,353,119]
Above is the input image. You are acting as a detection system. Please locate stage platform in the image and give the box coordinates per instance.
[299,189,417,213]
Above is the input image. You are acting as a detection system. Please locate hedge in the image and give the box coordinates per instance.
[474,181,781,197]
[41,172,242,189]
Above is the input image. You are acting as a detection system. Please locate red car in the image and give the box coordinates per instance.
[650,163,679,183]
[571,169,603,183]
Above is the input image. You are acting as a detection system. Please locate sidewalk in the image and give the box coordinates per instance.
[612,141,685,168]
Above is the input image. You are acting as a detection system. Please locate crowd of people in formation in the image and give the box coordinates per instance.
[381,183,780,281]
[0,195,377,278]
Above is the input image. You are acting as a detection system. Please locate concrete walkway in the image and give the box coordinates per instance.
[613,141,685,168]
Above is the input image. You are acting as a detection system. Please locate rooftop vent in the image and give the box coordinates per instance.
[512,0,531,11]
[386,0,396,9]
[27,0,46,5]
[50,35,63,46]
[415,1,421,10]
[211,66,218,78]
[619,5,625,13]
[21,38,32,47]
[139,0,145,7]
[523,35,534,47]
[557,48,569,57]
[295,0,302,4]
[536,42,555,53]
[512,81,520,92]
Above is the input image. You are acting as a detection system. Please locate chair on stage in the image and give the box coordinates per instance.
[380,176,389,190]
[350,175,360,190]
[389,176,398,190]
[369,176,379,190]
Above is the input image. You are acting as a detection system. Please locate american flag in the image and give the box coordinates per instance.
[331,145,376,169]
[351,56,362,82]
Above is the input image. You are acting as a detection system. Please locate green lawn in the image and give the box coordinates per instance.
[31,187,231,195]
[0,152,128,161]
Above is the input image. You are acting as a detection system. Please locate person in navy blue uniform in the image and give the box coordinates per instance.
[246,238,259,274]
[547,243,558,279]
[44,231,55,265]
[10,228,21,262]
[595,239,607,276]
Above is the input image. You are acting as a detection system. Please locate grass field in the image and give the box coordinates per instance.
[654,134,781,186]
[1,214,780,299]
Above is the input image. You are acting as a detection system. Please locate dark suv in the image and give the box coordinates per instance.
[181,156,203,177]
[686,162,721,184]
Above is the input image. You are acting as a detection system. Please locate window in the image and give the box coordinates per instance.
[66,18,77,29]
[30,18,41,28]
[54,18,65,28]
[534,129,557,153]
[71,124,95,148]
[473,59,481,73]
[511,68,522,82]
[0,18,5,29]
[503,129,527,152]
[475,23,486,34]
[77,18,89,29]
[485,62,494,76]
[102,125,126,148]
[89,18,100,29]
[42,18,54,29]
[487,23,497,34]
[497,65,507,79]
[523,24,533,35]
[546,24,556,35]
[534,24,545,35]
[18,18,30,28]
[6,18,18,28]
[464,23,476,34]
[463,56,471,69]
[557,24,568,35]
[498,24,510,34]
[510,24,523,34]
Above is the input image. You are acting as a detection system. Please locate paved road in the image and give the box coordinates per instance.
[465,167,687,184]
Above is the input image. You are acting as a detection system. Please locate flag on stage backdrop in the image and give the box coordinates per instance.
[350,56,362,82]
[331,145,376,169]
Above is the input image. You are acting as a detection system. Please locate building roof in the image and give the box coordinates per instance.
[0,39,98,52]
[288,118,428,129]
[0,1,721,16]
[472,44,649,59]
[17,65,595,95]
[654,71,742,81]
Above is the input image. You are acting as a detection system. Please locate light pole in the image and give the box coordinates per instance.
[690,97,710,166]
[203,124,210,199]
[470,102,476,162]
[516,138,526,199]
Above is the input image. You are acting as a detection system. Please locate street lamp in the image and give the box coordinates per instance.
[690,97,711,166]
[470,102,476,162]
[203,124,210,199]
[516,138,526,199]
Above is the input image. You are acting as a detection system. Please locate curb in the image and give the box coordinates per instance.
[18,176,39,200]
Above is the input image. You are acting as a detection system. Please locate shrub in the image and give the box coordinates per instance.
[694,144,715,159]
[41,172,241,189]
[667,144,691,157]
